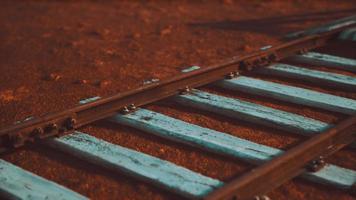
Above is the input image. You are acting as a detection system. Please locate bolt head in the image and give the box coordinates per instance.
[67,117,76,129]
[121,106,130,114]
[32,127,44,137]
[128,104,136,110]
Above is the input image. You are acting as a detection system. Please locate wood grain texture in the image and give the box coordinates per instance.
[174,90,356,148]
[218,76,356,114]
[0,159,87,200]
[259,63,356,91]
[45,132,223,199]
[290,52,356,73]
[111,109,356,189]
[175,89,330,135]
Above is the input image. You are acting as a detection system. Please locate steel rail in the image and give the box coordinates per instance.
[205,115,356,200]
[285,15,356,39]
[0,22,354,153]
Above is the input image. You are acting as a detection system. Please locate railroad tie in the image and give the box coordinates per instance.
[289,52,356,73]
[110,109,356,189]
[258,63,356,91]
[44,132,223,199]
[217,76,356,115]
[0,159,87,200]
[174,89,356,148]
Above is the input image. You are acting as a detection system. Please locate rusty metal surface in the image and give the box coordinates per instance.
[205,115,356,200]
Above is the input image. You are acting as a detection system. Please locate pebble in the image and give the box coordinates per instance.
[75,79,89,84]
[132,33,141,39]
[240,44,253,52]
[160,26,172,36]
[94,59,105,67]
[104,49,116,56]
[98,80,111,88]
[45,73,61,81]
[90,28,110,39]
[69,40,82,48]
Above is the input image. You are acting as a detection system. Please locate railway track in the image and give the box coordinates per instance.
[0,15,356,200]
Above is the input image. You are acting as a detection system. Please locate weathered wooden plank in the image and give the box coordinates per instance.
[290,52,356,73]
[218,76,356,115]
[111,109,282,164]
[175,89,330,135]
[45,132,223,199]
[339,27,356,41]
[259,63,356,91]
[0,159,87,200]
[174,90,356,149]
[110,109,356,189]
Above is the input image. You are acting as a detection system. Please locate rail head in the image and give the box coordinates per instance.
[205,115,356,200]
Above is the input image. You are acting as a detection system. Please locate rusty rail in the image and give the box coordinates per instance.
[0,14,356,200]
[205,115,356,200]
[0,22,354,153]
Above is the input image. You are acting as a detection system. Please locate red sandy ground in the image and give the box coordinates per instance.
[0,1,355,199]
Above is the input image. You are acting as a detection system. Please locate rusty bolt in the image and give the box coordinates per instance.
[66,117,76,129]
[226,71,239,79]
[32,127,44,138]
[121,106,130,114]
[45,123,58,134]
[179,86,191,95]
[128,104,137,111]
[49,123,58,130]
[308,156,326,172]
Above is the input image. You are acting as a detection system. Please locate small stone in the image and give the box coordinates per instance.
[133,33,141,39]
[240,44,253,52]
[98,80,111,88]
[177,6,187,13]
[75,79,88,84]
[160,26,172,36]
[102,29,110,35]
[90,28,110,39]
[45,73,61,81]
[104,49,116,56]
[68,40,82,48]
[94,59,105,67]
[138,10,151,24]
